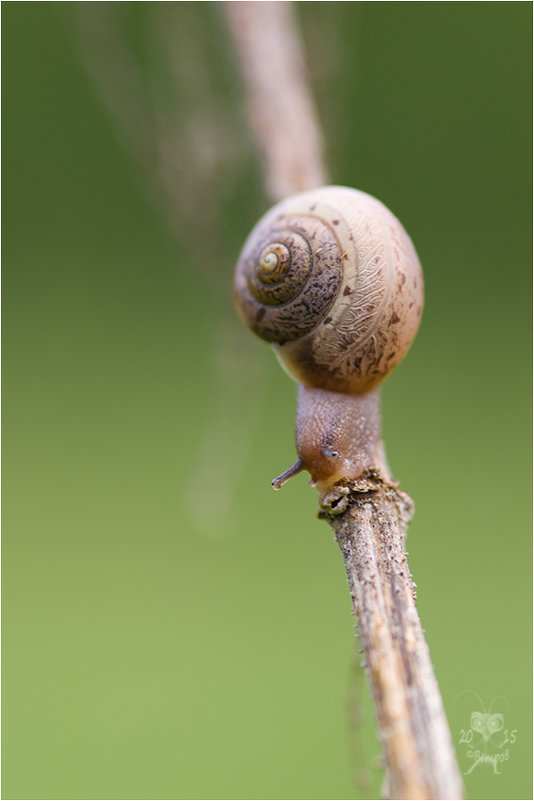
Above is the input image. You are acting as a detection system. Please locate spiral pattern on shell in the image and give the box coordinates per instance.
[236,216,342,343]
[234,186,424,394]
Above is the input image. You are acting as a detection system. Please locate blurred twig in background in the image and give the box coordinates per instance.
[75,2,250,284]
[74,2,266,536]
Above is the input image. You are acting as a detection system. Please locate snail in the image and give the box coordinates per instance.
[234,185,423,494]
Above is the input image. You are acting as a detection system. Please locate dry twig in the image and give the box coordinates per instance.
[224,2,463,798]
[224,1,327,202]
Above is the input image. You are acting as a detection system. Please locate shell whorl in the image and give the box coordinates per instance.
[234,186,423,394]
[236,214,342,343]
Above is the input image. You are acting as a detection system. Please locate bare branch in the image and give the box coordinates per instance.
[224,1,328,202]
[225,2,464,797]
[321,474,463,799]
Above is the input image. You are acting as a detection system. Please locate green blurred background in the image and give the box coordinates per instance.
[3,2,531,799]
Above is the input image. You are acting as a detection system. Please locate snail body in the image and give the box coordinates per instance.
[234,186,423,492]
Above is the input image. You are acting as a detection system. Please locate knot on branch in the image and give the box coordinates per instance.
[318,469,414,527]
[318,485,350,517]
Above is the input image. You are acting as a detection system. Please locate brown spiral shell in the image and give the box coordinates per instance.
[234,186,424,394]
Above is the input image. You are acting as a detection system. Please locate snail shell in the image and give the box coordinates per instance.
[234,185,423,394]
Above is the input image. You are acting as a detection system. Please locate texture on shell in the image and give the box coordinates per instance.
[234,186,423,394]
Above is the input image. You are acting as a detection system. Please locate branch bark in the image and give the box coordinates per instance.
[224,1,327,202]
[224,2,463,797]
[320,472,463,799]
